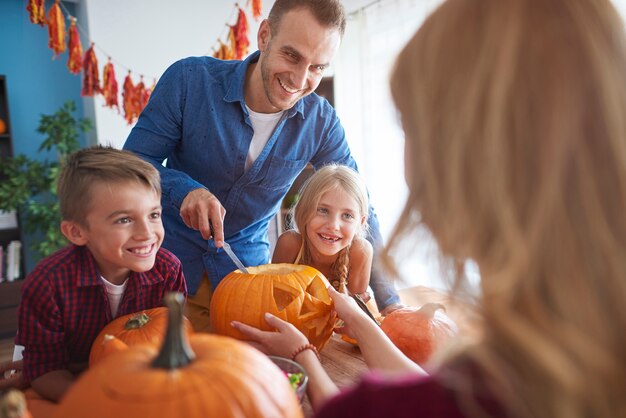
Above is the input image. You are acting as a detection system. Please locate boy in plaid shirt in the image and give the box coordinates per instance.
[15,146,187,401]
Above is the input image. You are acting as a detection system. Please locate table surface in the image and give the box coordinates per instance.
[301,333,368,417]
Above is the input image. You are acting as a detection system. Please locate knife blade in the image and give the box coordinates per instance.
[222,241,249,274]
[352,293,379,325]
[208,220,250,274]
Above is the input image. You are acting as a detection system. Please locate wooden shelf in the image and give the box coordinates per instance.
[0,74,24,339]
[0,280,22,339]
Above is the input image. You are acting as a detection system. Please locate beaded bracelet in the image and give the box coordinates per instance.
[290,343,320,362]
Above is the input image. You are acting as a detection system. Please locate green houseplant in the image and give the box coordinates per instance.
[0,101,92,258]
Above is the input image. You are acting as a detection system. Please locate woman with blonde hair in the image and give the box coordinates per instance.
[273,164,372,299]
[233,0,626,416]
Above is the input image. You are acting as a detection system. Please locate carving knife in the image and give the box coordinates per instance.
[209,219,249,274]
[352,293,379,325]
[222,241,249,274]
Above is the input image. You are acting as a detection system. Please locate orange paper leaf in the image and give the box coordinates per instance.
[26,0,46,26]
[231,7,249,60]
[227,27,238,59]
[122,72,139,124]
[102,59,119,109]
[47,0,66,58]
[135,77,147,115]
[251,0,262,21]
[138,78,154,110]
[67,18,83,75]
[214,40,234,61]
[81,44,101,96]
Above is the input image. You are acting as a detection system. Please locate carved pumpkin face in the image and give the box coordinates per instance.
[210,263,336,351]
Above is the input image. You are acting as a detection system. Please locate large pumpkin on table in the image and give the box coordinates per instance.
[89,307,193,366]
[210,263,336,351]
[54,293,302,418]
[381,303,458,366]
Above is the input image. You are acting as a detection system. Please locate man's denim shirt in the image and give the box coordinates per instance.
[124,51,399,309]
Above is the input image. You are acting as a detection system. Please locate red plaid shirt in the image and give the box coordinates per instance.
[16,244,187,383]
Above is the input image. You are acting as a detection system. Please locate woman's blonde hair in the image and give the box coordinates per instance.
[292,164,369,288]
[386,0,626,416]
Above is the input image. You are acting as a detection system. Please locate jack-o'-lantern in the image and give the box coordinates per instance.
[210,263,336,351]
[54,293,302,418]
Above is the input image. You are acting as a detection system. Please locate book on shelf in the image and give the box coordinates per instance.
[0,210,18,230]
[6,240,21,282]
[0,245,3,283]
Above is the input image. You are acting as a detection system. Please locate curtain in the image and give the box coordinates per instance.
[334,0,452,290]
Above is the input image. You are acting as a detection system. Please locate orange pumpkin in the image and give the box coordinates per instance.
[380,303,458,366]
[89,307,193,366]
[0,118,6,135]
[54,293,302,418]
[210,263,336,351]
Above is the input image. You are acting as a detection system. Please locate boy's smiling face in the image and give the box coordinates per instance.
[62,180,164,284]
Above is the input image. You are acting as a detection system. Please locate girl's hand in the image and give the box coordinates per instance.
[329,286,372,338]
[329,286,366,322]
[231,313,309,358]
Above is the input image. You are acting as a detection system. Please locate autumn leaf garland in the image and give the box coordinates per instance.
[27,1,262,124]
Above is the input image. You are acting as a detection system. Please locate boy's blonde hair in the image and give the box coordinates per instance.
[387,0,626,417]
[292,164,369,288]
[57,146,161,226]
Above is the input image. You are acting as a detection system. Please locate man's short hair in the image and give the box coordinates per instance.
[268,0,346,37]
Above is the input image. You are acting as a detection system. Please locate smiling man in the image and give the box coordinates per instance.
[123,0,402,332]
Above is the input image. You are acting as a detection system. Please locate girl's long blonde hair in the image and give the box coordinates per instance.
[292,164,369,289]
[386,0,626,416]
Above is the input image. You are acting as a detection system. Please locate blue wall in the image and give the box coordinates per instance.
[0,0,89,272]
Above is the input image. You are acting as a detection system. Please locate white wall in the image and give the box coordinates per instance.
[83,0,272,148]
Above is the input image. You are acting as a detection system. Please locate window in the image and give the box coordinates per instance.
[334,0,447,290]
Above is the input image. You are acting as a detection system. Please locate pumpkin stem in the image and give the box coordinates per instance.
[152,292,196,370]
[419,303,446,319]
[124,312,150,329]
[0,390,28,418]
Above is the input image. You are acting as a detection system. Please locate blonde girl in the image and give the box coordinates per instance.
[272,164,372,298]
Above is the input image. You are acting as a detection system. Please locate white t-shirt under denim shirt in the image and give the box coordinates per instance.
[245,105,285,171]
